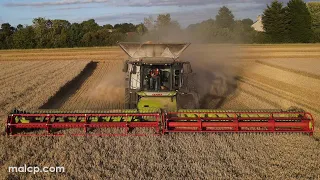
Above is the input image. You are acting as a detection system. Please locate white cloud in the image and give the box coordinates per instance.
[5,0,109,7]
[4,0,315,8]
[77,3,265,27]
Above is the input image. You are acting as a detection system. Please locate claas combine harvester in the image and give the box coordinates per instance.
[6,42,315,136]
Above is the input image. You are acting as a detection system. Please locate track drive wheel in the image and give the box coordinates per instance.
[124,88,137,109]
[125,88,131,109]
[177,92,200,109]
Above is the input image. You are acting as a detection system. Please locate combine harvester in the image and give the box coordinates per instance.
[6,42,314,136]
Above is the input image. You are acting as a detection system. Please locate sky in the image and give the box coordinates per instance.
[0,0,315,28]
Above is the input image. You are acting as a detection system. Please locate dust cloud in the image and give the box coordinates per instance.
[86,62,125,108]
[181,45,240,108]
[140,25,241,108]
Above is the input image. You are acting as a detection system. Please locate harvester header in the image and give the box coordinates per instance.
[6,109,314,136]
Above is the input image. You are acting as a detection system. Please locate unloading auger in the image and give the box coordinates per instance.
[6,42,315,136]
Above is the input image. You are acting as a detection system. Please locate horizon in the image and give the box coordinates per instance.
[0,0,315,27]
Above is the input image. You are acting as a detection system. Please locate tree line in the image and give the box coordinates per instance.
[0,0,319,49]
[185,0,319,43]
[0,18,147,49]
[262,0,320,43]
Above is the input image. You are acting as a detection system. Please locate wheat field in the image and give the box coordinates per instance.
[0,44,319,179]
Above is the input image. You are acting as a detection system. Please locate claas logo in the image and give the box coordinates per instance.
[152,94,163,96]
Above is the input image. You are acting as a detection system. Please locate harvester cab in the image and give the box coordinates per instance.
[119,42,197,111]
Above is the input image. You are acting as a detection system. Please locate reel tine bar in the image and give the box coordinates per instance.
[7,112,161,136]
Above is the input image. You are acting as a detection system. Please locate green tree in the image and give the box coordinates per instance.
[50,20,71,48]
[68,23,83,47]
[0,30,5,49]
[307,2,320,42]
[214,28,233,43]
[16,24,23,31]
[233,20,255,43]
[156,14,171,29]
[216,6,235,29]
[241,19,254,27]
[81,32,96,47]
[262,1,287,43]
[141,14,182,42]
[114,23,136,33]
[1,23,15,34]
[95,29,110,46]
[253,31,269,44]
[307,2,320,29]
[0,23,15,48]
[286,0,313,43]
[102,24,113,29]
[186,16,254,43]
[108,32,125,45]
[32,17,51,48]
[136,23,148,35]
[194,19,216,43]
[144,16,155,30]
[12,26,36,49]
[170,20,181,30]
[81,19,100,33]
